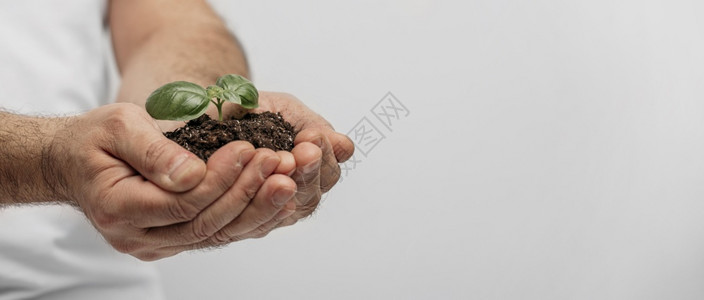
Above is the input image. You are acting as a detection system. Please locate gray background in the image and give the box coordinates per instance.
[155,0,704,299]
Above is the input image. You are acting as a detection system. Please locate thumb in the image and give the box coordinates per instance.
[112,122,206,193]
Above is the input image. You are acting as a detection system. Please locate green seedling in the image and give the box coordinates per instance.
[146,74,258,121]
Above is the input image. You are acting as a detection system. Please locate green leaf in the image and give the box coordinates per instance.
[146,81,210,121]
[206,85,224,99]
[207,85,239,103]
[220,89,241,104]
[215,74,259,109]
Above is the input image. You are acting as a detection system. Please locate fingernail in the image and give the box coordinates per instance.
[169,154,201,184]
[260,156,279,177]
[272,189,295,207]
[301,159,321,175]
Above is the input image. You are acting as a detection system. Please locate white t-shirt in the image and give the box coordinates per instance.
[0,1,164,299]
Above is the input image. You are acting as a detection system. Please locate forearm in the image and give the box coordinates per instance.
[0,112,69,204]
[115,26,249,103]
[110,1,249,127]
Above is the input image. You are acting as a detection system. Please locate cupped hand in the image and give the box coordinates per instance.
[225,91,355,237]
[50,103,297,260]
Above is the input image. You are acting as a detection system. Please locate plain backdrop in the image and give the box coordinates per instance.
[155,1,704,299]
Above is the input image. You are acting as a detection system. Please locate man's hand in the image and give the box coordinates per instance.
[107,0,354,246]
[47,103,298,260]
[228,92,355,239]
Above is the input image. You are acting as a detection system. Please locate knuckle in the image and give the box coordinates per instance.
[110,239,144,254]
[169,200,200,222]
[142,139,173,175]
[100,104,140,133]
[190,218,217,242]
[210,170,235,194]
[272,212,289,223]
[211,230,233,245]
[92,210,119,231]
[236,185,258,206]
[244,184,259,200]
[252,214,272,227]
[101,114,128,135]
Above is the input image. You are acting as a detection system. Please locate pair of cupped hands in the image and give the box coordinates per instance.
[53,92,353,261]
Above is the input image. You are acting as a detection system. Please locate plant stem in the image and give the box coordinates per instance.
[210,99,224,121]
[216,99,224,121]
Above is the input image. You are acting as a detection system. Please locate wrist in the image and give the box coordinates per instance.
[0,113,71,204]
[40,116,76,204]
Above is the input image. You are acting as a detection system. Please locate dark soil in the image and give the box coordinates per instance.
[165,112,296,161]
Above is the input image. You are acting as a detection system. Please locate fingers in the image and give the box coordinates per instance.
[155,174,297,254]
[275,150,296,176]
[145,148,281,246]
[209,174,296,242]
[295,129,339,193]
[234,198,296,240]
[99,142,256,230]
[106,110,206,193]
[289,141,323,218]
[329,132,355,163]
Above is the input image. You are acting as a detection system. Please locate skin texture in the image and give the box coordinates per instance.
[0,112,70,204]
[164,92,356,250]
[108,0,354,251]
[49,104,300,260]
[0,0,354,260]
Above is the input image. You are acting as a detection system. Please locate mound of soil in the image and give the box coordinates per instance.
[165,112,296,161]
